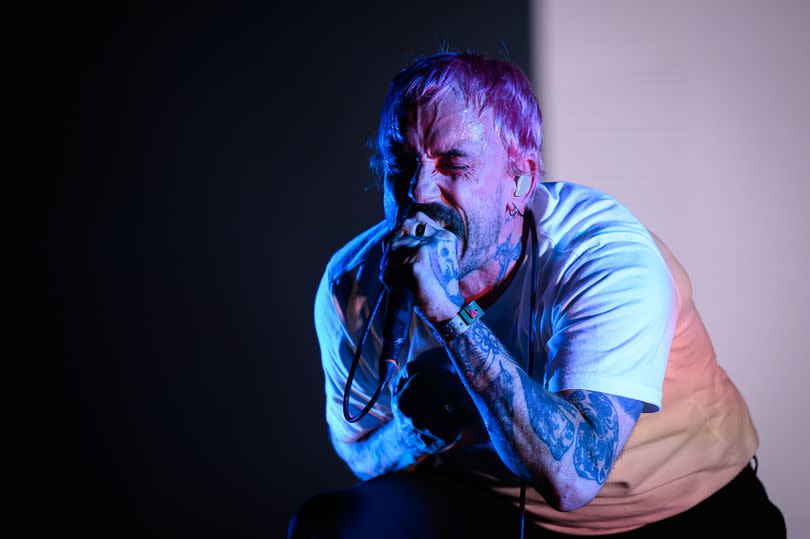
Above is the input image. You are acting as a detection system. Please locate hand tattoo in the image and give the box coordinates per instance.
[430,237,464,306]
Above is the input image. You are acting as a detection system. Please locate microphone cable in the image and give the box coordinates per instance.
[341,208,542,539]
[344,207,414,423]
[342,283,391,423]
[519,207,540,539]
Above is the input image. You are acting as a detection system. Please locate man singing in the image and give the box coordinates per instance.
[289,52,785,538]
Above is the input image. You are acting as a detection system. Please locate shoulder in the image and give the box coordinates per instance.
[532,180,658,257]
[322,220,390,286]
[315,220,390,331]
[535,182,678,335]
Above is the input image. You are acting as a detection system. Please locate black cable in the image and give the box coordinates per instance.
[519,208,540,539]
[342,209,541,539]
[343,284,390,423]
[343,208,415,423]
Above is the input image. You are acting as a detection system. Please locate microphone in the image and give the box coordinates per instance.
[379,285,415,387]
[342,228,416,423]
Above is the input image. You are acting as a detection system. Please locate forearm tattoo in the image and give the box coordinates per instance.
[330,419,425,480]
[517,368,577,461]
[448,320,621,487]
[452,322,519,389]
[566,390,619,484]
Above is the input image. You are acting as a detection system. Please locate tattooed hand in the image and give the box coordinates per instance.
[381,212,465,325]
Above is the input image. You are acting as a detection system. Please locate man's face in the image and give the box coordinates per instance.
[387,91,513,277]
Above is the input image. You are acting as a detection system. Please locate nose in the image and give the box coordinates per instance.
[408,159,442,204]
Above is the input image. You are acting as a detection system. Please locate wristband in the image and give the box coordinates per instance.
[433,300,485,345]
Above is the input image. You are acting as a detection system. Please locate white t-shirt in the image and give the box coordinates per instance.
[315,181,758,535]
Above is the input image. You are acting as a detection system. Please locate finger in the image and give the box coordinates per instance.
[398,217,437,239]
[411,211,444,231]
[385,227,407,245]
[384,221,424,251]
[388,233,430,252]
[382,234,430,285]
[384,232,429,263]
[411,211,458,241]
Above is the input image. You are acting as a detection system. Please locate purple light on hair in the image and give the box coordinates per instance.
[371,52,544,225]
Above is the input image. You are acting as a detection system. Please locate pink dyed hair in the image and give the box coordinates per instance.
[372,52,544,221]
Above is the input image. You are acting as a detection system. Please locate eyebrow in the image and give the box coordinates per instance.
[435,148,470,159]
[390,144,473,160]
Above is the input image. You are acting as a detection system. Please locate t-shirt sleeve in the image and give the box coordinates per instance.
[545,233,678,413]
[314,268,392,444]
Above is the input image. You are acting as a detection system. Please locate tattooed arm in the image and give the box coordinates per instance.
[328,413,439,480]
[329,362,454,480]
[383,211,642,509]
[445,320,643,512]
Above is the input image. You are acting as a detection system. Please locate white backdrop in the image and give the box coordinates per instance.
[531,1,809,536]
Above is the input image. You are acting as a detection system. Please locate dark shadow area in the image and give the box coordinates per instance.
[6,2,528,537]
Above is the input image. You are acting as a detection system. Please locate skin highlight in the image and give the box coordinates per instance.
[349,90,644,511]
[386,91,528,307]
[449,319,641,509]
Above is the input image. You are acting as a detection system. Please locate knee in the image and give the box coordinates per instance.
[288,491,346,539]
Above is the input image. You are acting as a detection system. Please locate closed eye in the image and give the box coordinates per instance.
[438,158,469,171]
[440,161,467,170]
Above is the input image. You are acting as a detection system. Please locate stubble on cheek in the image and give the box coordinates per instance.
[458,194,502,277]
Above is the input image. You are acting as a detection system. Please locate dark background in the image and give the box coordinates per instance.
[7,3,529,537]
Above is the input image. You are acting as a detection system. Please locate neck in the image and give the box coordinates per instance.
[458,215,528,307]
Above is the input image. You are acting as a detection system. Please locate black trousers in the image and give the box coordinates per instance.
[288,456,785,538]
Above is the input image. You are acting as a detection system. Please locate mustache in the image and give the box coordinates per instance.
[404,202,466,243]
